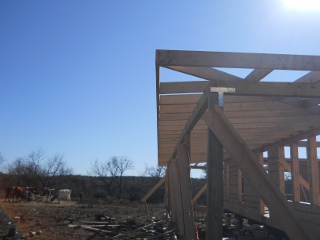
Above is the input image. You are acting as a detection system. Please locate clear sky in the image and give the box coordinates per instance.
[1,0,320,177]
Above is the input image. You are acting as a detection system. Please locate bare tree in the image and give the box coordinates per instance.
[7,157,28,186]
[0,152,5,167]
[5,149,72,189]
[25,149,46,187]
[142,164,166,203]
[143,164,166,179]
[90,156,134,198]
[90,159,115,196]
[113,156,134,197]
[26,149,72,189]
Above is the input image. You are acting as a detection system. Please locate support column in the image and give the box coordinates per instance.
[177,143,196,240]
[206,92,223,240]
[268,146,285,194]
[225,160,230,199]
[165,169,169,208]
[258,152,265,216]
[291,142,300,202]
[307,136,319,205]
[170,160,184,236]
[238,168,243,203]
[167,162,177,227]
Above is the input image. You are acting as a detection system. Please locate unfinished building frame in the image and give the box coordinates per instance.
[144,50,320,240]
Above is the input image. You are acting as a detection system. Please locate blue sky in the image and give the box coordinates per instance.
[1,1,320,177]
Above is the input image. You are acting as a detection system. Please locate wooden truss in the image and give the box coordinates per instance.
[143,50,320,240]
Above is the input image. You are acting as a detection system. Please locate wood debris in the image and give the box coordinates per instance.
[71,210,175,239]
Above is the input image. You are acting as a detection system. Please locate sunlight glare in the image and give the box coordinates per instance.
[283,0,320,11]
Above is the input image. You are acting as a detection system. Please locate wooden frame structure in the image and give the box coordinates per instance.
[147,50,320,240]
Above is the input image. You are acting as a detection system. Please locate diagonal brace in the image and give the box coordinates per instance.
[202,105,311,240]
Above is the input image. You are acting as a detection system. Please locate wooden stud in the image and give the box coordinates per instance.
[177,143,197,239]
[279,147,286,194]
[291,142,301,202]
[258,151,265,216]
[165,169,169,208]
[225,160,230,199]
[169,160,185,236]
[206,92,223,240]
[307,136,319,205]
[268,146,289,195]
[167,163,177,225]
[238,168,243,203]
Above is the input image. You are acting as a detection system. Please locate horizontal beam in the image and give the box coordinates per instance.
[160,80,320,98]
[211,81,320,98]
[156,50,320,71]
[160,81,207,94]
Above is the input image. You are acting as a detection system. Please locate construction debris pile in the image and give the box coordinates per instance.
[69,210,174,239]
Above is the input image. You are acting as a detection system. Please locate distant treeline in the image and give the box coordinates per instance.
[0,151,207,203]
[0,173,206,204]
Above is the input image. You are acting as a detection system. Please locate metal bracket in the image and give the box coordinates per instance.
[210,87,235,107]
[210,87,236,93]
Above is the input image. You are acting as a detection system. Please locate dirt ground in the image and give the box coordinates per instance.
[0,198,168,240]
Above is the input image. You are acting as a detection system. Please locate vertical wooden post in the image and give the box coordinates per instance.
[167,163,177,227]
[165,168,169,208]
[206,92,223,240]
[268,146,285,194]
[177,143,197,240]
[225,160,230,199]
[258,152,265,215]
[307,136,319,205]
[238,169,243,202]
[170,160,185,237]
[291,142,300,202]
[278,146,285,194]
